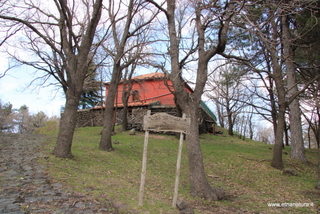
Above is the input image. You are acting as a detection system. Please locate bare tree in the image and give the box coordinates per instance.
[302,91,320,149]
[0,0,103,158]
[147,0,242,201]
[99,0,159,151]
[255,125,275,144]
[120,66,135,131]
[207,64,249,136]
[16,106,48,134]
[214,96,226,128]
[120,31,153,131]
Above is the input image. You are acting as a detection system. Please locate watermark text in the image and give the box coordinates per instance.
[267,202,314,208]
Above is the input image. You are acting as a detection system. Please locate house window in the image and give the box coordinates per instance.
[132,90,140,102]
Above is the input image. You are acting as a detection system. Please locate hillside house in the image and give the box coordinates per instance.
[76,72,216,133]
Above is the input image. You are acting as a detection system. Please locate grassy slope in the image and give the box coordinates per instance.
[40,127,319,213]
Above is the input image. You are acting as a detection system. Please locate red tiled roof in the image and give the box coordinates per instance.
[105,72,165,85]
[131,72,165,80]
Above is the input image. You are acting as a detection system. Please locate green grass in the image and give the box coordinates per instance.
[40,127,320,213]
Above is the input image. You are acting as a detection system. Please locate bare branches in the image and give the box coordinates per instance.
[145,0,168,18]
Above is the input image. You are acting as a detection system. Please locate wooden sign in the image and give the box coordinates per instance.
[139,111,190,208]
[143,112,190,133]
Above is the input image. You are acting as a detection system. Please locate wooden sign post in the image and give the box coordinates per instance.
[138,111,150,206]
[138,110,190,207]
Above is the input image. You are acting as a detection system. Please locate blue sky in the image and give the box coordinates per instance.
[0,65,65,117]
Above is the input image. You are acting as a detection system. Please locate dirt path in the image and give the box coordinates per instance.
[0,133,118,214]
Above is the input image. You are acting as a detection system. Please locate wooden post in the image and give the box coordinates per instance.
[172,113,186,207]
[138,110,151,206]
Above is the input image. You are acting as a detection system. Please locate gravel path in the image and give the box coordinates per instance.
[0,133,118,214]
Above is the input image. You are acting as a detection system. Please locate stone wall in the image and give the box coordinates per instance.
[75,107,150,128]
[76,108,105,128]
[76,106,215,133]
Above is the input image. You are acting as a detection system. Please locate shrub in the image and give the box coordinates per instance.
[34,120,59,134]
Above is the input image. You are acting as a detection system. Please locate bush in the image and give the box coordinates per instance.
[34,120,59,134]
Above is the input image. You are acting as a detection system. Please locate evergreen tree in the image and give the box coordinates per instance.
[78,64,103,110]
[0,101,15,132]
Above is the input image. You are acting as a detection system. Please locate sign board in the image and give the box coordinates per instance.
[143,113,190,134]
[139,111,190,208]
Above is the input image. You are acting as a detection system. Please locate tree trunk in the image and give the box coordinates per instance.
[122,101,129,131]
[317,107,320,188]
[99,65,122,151]
[53,87,81,158]
[318,130,320,149]
[100,103,115,151]
[315,145,320,190]
[284,124,289,147]
[186,99,225,200]
[162,0,234,201]
[226,106,234,136]
[270,23,286,169]
[271,103,285,169]
[282,15,306,162]
[267,77,278,137]
[99,0,138,149]
[288,99,306,161]
[316,106,320,148]
[121,81,131,131]
[215,99,225,128]
[270,63,286,169]
[53,0,102,158]
[316,148,320,189]
[248,113,253,140]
